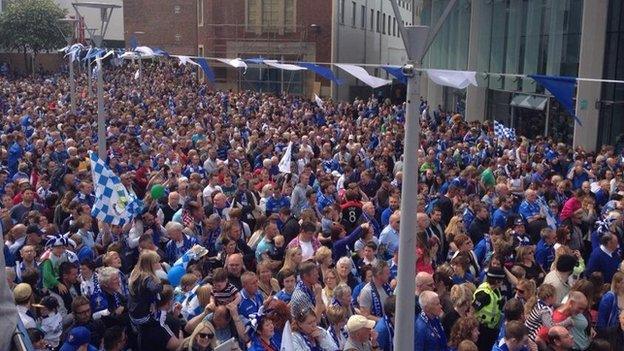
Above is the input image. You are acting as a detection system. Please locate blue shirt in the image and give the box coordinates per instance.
[375,317,394,351]
[519,200,540,221]
[414,314,448,351]
[491,208,510,229]
[164,235,198,265]
[317,192,335,212]
[275,289,292,303]
[381,207,394,227]
[586,247,621,283]
[462,207,475,231]
[535,239,555,271]
[379,226,399,260]
[238,289,264,322]
[265,196,290,216]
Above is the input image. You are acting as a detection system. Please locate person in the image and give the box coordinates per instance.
[546,326,575,351]
[473,266,506,350]
[247,307,279,351]
[13,282,36,329]
[597,271,624,331]
[586,232,621,283]
[291,308,337,351]
[542,254,577,304]
[524,284,562,342]
[415,272,436,315]
[287,221,321,262]
[344,314,380,351]
[374,295,396,351]
[537,291,588,347]
[35,295,63,348]
[67,296,106,348]
[414,290,447,351]
[447,316,480,351]
[58,326,98,351]
[491,321,530,351]
[596,310,624,350]
[275,268,296,303]
[127,250,171,350]
[442,284,472,335]
[238,271,264,323]
[102,326,127,351]
[290,260,325,320]
[325,304,349,349]
[358,260,392,320]
[179,321,218,351]
[40,234,78,292]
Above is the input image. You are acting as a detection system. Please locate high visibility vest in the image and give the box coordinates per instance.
[474,282,502,329]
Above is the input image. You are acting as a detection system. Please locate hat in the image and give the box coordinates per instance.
[26,225,43,236]
[486,267,506,280]
[346,315,376,333]
[13,283,32,304]
[62,327,91,349]
[514,218,524,226]
[556,254,578,273]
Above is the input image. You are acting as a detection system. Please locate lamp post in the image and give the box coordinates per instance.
[57,17,79,114]
[388,1,458,350]
[133,31,145,85]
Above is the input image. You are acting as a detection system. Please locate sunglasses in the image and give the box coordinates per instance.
[515,288,525,294]
[198,332,214,339]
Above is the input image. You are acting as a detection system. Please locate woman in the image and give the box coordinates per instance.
[282,247,303,275]
[452,234,479,278]
[128,250,167,349]
[442,284,473,335]
[248,308,279,351]
[321,268,339,307]
[444,216,466,259]
[103,251,129,296]
[257,261,280,299]
[265,299,291,349]
[448,316,480,351]
[325,305,348,350]
[336,257,359,289]
[516,246,544,283]
[449,254,474,285]
[291,308,337,351]
[513,279,536,306]
[179,321,218,351]
[314,246,333,273]
[597,271,624,331]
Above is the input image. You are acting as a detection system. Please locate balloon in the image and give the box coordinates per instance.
[167,265,185,287]
[151,184,165,199]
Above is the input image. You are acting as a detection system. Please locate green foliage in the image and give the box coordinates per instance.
[0,0,68,54]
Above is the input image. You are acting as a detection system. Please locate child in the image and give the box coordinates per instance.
[275,268,296,303]
[35,296,63,348]
[211,267,238,306]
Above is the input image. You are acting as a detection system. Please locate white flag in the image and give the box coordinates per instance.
[278,142,292,174]
[134,69,140,80]
[280,321,294,351]
[314,94,324,110]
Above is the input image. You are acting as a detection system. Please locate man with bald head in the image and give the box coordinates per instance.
[415,272,435,315]
[538,291,588,345]
[225,253,245,289]
[546,326,575,351]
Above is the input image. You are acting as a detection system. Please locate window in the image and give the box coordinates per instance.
[370,9,374,30]
[387,15,391,35]
[393,18,396,36]
[340,0,345,24]
[382,13,386,34]
[361,5,366,29]
[376,11,380,32]
[351,1,356,27]
[197,0,204,27]
[247,0,297,34]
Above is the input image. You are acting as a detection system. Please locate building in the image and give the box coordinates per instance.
[123,0,415,100]
[420,0,622,151]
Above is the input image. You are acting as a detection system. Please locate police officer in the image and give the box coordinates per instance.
[473,266,506,350]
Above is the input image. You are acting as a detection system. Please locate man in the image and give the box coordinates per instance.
[492,195,513,230]
[414,291,447,351]
[53,262,81,311]
[66,296,106,347]
[40,234,78,292]
[14,282,37,329]
[286,221,321,261]
[545,326,576,351]
[540,291,588,345]
[10,187,43,223]
[492,321,530,351]
[255,220,280,262]
[225,253,245,289]
[164,222,198,265]
[535,228,557,271]
[542,254,577,304]
[344,315,380,351]
[381,195,400,227]
[290,260,324,320]
[510,219,531,247]
[237,271,264,323]
[473,267,506,350]
[375,295,396,351]
[414,272,436,315]
[90,266,126,323]
[586,232,621,283]
[379,212,400,260]
[161,191,181,224]
[519,189,547,240]
[59,326,98,351]
[468,203,490,244]
[202,174,222,203]
[278,207,299,245]
[15,244,38,282]
[358,260,392,320]
[290,173,312,218]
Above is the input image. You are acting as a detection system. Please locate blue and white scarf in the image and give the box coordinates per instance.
[370,282,393,317]
[382,315,394,351]
[296,280,316,306]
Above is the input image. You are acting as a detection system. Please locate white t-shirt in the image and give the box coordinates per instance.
[300,240,314,261]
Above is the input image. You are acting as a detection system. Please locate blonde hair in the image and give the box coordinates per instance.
[445,216,465,244]
[450,284,472,309]
[611,271,624,293]
[326,305,347,325]
[283,247,302,272]
[314,246,332,265]
[196,285,213,307]
[102,251,120,267]
[186,321,217,351]
[128,250,160,295]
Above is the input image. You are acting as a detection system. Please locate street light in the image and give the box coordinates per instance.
[56,16,79,114]
[133,31,145,85]
[73,2,121,159]
[388,1,458,350]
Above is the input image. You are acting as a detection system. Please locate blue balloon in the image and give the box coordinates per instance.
[167,265,185,287]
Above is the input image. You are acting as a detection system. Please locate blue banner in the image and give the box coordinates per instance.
[296,62,342,85]
[382,65,407,84]
[530,74,582,126]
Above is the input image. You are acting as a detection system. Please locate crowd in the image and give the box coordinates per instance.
[1,60,624,351]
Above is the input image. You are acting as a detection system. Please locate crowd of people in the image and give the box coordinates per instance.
[1,60,624,351]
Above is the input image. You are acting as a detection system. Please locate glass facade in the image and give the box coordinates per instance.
[423,0,583,143]
[599,0,624,147]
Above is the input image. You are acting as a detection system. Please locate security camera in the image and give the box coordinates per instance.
[401,64,415,77]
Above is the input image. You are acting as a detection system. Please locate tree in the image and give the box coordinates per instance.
[0,0,68,74]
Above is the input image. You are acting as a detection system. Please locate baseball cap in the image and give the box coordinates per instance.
[346,315,376,333]
[486,267,506,280]
[514,218,524,226]
[59,327,91,351]
[13,283,32,304]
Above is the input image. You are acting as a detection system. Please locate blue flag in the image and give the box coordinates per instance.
[297,62,343,84]
[197,58,216,83]
[382,65,408,84]
[129,34,139,50]
[529,74,582,126]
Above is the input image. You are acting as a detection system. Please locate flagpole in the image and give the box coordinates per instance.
[96,59,106,159]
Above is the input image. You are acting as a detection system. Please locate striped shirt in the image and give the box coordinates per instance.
[525,300,554,341]
[213,282,239,305]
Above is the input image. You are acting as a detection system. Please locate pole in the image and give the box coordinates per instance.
[394,65,419,351]
[87,61,93,97]
[138,55,142,86]
[96,60,106,159]
[69,58,76,114]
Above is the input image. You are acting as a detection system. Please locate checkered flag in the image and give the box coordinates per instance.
[494,120,517,141]
[89,151,143,225]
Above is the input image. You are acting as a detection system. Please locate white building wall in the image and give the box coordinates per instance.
[334,0,413,101]
[56,0,125,43]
